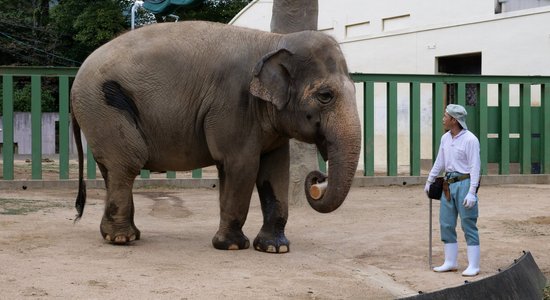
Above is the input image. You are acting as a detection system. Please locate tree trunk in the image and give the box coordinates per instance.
[271,0,319,207]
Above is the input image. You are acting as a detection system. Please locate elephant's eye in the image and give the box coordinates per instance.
[316,89,334,104]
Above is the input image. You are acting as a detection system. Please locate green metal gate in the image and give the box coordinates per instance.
[1,67,549,181]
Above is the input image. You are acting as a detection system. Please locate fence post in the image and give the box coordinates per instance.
[86,145,96,179]
[387,82,398,176]
[140,169,150,179]
[542,84,550,174]
[59,76,70,179]
[2,75,14,180]
[432,82,444,162]
[409,82,421,176]
[31,75,42,179]
[457,82,466,106]
[499,83,510,175]
[520,84,531,174]
[192,169,202,178]
[478,83,488,175]
[364,81,375,176]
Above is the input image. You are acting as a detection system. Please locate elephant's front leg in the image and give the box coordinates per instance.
[254,144,290,253]
[212,159,259,250]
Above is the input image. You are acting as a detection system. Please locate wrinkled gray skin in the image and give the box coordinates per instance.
[71,21,361,253]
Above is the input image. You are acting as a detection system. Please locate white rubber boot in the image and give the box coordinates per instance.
[462,245,480,276]
[433,243,458,272]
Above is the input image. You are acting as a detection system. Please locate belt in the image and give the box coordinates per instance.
[446,174,470,184]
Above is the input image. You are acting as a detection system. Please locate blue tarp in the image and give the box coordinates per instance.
[143,0,202,15]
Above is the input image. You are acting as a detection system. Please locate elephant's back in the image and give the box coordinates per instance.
[80,21,278,76]
[73,21,279,105]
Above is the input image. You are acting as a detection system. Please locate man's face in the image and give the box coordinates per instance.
[443,112,455,131]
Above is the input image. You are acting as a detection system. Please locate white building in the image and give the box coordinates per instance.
[230,0,550,173]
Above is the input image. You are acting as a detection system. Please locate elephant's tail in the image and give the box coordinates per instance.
[72,115,86,222]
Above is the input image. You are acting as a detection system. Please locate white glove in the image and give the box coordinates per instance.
[424,181,431,194]
[463,193,477,208]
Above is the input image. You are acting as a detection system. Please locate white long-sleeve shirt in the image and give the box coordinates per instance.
[428,129,481,195]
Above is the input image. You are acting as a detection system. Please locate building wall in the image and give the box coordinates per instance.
[231,1,550,172]
[0,113,86,156]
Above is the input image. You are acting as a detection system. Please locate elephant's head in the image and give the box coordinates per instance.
[249,31,361,213]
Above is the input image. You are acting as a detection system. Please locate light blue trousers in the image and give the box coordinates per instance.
[440,173,479,246]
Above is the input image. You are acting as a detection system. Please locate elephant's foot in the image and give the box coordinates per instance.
[253,229,290,253]
[100,219,141,245]
[212,229,250,250]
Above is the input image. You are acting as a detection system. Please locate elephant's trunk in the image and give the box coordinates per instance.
[305,111,361,213]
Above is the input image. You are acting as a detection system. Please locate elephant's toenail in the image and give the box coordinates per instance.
[114,236,127,244]
[279,245,289,253]
[228,244,239,250]
[266,245,276,253]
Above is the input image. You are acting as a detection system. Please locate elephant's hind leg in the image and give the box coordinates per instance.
[100,169,141,245]
[89,80,147,244]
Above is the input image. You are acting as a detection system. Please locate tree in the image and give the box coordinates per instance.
[0,0,251,66]
[49,0,129,64]
[172,0,251,23]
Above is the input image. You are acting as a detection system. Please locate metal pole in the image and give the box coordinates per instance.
[429,198,433,269]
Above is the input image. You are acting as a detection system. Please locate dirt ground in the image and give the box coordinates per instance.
[1,183,549,299]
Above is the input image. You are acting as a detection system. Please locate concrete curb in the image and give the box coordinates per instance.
[1,175,548,190]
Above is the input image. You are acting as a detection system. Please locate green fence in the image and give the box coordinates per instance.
[1,67,549,181]
[351,73,550,176]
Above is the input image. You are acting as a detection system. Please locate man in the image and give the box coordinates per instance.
[424,104,481,277]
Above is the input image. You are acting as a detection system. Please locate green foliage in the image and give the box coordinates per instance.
[49,0,129,63]
[1,0,251,66]
[174,0,251,23]
[0,82,57,114]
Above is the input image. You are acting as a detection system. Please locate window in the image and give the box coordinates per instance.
[495,0,550,14]
[437,53,482,106]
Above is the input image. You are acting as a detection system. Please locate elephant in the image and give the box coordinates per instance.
[71,20,361,253]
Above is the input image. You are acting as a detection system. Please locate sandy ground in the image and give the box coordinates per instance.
[1,183,549,299]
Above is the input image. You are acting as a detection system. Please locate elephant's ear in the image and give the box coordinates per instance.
[249,48,293,110]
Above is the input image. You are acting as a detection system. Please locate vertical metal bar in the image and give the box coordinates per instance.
[429,198,433,269]
[387,82,398,176]
[478,83,489,175]
[140,169,150,179]
[86,145,96,179]
[192,168,202,179]
[59,76,70,179]
[166,171,176,179]
[364,82,375,176]
[317,152,326,173]
[542,84,550,174]
[31,75,42,179]
[432,82,444,162]
[457,82,466,106]
[2,75,14,180]
[520,84,531,174]
[499,83,510,175]
[410,82,421,176]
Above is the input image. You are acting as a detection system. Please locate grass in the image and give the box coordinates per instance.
[544,285,550,300]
